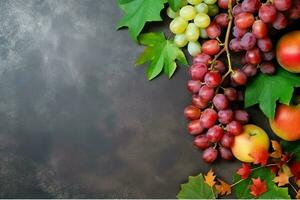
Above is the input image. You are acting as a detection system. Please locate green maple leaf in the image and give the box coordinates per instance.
[233,167,290,199]
[245,68,300,119]
[117,0,166,41]
[281,140,300,161]
[168,0,182,11]
[136,32,187,80]
[177,173,216,199]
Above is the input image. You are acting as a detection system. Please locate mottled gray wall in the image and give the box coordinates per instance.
[0,0,265,198]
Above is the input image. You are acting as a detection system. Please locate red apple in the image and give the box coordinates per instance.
[276,31,300,73]
[269,104,300,141]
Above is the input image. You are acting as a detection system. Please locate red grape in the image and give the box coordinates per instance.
[229,38,243,52]
[274,0,292,11]
[206,22,221,39]
[192,95,208,109]
[213,94,229,110]
[220,133,234,148]
[231,69,247,86]
[262,51,275,61]
[213,60,227,74]
[259,4,277,23]
[194,135,211,150]
[224,87,237,101]
[242,63,257,77]
[219,146,233,160]
[218,109,234,124]
[193,53,212,65]
[202,147,218,163]
[241,0,261,13]
[232,26,248,38]
[199,85,215,102]
[218,0,236,9]
[226,120,243,136]
[200,108,218,129]
[245,48,261,65]
[234,12,255,29]
[252,20,267,39]
[207,125,224,143]
[202,40,221,55]
[184,105,201,120]
[204,71,222,88]
[187,80,202,93]
[234,110,249,124]
[257,37,273,52]
[260,62,276,74]
[272,12,287,30]
[189,63,208,80]
[187,120,204,135]
[215,13,229,28]
[240,32,257,50]
[287,0,300,19]
[233,4,243,16]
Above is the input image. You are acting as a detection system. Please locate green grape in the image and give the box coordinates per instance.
[167,7,179,19]
[188,41,201,56]
[207,4,219,16]
[185,23,200,42]
[174,34,188,47]
[194,13,211,28]
[187,0,203,5]
[170,17,188,34]
[204,0,217,5]
[195,3,209,13]
[199,28,208,38]
[180,5,197,21]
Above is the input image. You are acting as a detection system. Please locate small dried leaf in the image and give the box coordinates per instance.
[249,177,268,197]
[296,190,300,199]
[270,140,282,159]
[273,172,290,187]
[215,179,231,196]
[204,169,216,187]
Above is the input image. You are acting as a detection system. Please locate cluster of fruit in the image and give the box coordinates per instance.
[229,0,299,77]
[185,52,250,163]
[167,0,220,56]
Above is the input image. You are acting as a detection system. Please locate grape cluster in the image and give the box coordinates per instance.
[167,0,220,56]
[229,0,299,76]
[185,52,249,163]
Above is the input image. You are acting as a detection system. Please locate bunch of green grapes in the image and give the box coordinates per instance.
[167,0,219,56]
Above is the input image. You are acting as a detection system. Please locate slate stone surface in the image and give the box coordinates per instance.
[0,0,296,198]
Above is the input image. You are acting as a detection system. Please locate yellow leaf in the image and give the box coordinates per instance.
[204,169,216,187]
[296,190,300,199]
[270,140,282,159]
[215,179,231,196]
[273,172,289,186]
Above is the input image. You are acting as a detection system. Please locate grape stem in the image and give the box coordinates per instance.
[210,0,234,80]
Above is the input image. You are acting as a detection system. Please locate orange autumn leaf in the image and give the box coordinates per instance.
[270,140,282,158]
[273,172,290,186]
[249,149,269,166]
[296,178,300,188]
[215,179,231,196]
[204,169,216,187]
[296,190,300,199]
[249,177,268,197]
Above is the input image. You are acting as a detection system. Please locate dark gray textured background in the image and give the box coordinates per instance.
[0,0,280,198]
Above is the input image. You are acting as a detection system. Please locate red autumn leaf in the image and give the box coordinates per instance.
[249,149,269,166]
[237,163,252,179]
[249,177,267,197]
[269,165,279,174]
[290,162,300,178]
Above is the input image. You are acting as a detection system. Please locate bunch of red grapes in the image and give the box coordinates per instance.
[185,53,249,163]
[183,0,300,163]
[229,0,300,75]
